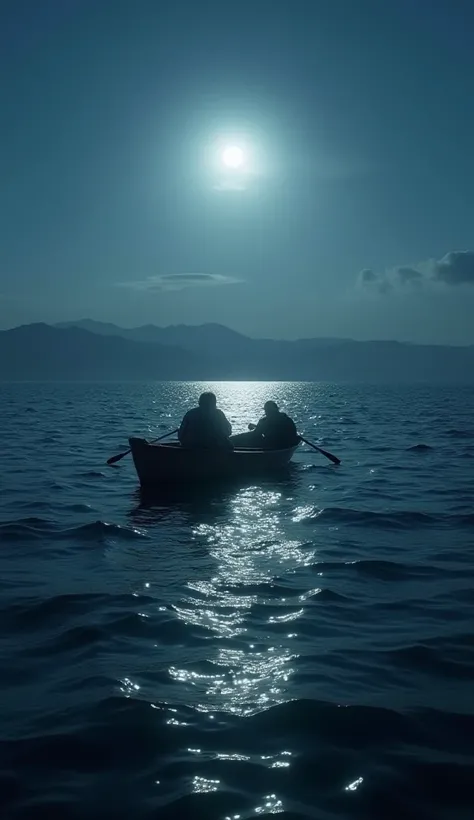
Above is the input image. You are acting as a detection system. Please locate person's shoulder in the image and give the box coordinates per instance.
[217,408,231,424]
[184,406,199,418]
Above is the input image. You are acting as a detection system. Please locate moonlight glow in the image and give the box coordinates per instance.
[222,145,245,169]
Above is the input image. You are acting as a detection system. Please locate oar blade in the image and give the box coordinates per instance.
[319,447,341,465]
[298,435,341,465]
[107,450,129,466]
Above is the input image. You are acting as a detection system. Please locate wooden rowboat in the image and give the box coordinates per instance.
[128,437,299,487]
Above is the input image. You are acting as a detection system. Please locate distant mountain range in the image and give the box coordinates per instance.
[0,319,473,382]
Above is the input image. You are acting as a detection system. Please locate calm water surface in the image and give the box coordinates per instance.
[1,382,473,820]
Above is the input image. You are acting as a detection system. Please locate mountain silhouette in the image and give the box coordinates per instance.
[55,320,260,356]
[0,323,202,381]
[1,321,473,381]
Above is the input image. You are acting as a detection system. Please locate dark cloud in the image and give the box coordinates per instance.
[432,251,474,285]
[359,268,377,284]
[357,268,391,294]
[118,273,242,292]
[358,250,474,294]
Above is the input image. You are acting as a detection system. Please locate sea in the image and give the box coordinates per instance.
[1,381,473,820]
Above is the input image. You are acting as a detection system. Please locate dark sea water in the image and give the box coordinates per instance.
[1,382,474,820]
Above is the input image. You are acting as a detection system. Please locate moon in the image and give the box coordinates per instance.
[222,145,245,169]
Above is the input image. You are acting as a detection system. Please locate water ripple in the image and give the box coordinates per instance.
[0,381,473,820]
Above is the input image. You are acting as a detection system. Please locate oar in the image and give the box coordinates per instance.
[106,428,179,466]
[298,435,340,465]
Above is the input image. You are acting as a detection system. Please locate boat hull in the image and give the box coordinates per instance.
[129,438,299,487]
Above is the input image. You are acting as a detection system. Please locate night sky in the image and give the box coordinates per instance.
[1,0,474,343]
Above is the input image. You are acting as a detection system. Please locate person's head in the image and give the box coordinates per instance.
[264,400,279,418]
[199,391,217,412]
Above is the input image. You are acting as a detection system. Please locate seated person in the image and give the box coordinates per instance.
[178,392,233,449]
[232,401,299,449]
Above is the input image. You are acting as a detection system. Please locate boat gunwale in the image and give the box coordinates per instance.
[129,438,299,457]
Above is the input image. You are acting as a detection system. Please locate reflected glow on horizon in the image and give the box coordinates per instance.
[148,380,327,441]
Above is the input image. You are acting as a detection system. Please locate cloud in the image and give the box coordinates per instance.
[432,251,474,286]
[357,250,474,294]
[359,269,377,284]
[357,268,392,294]
[396,266,423,285]
[118,273,242,292]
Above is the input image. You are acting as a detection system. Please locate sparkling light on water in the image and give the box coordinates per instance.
[165,480,316,716]
[4,381,472,818]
